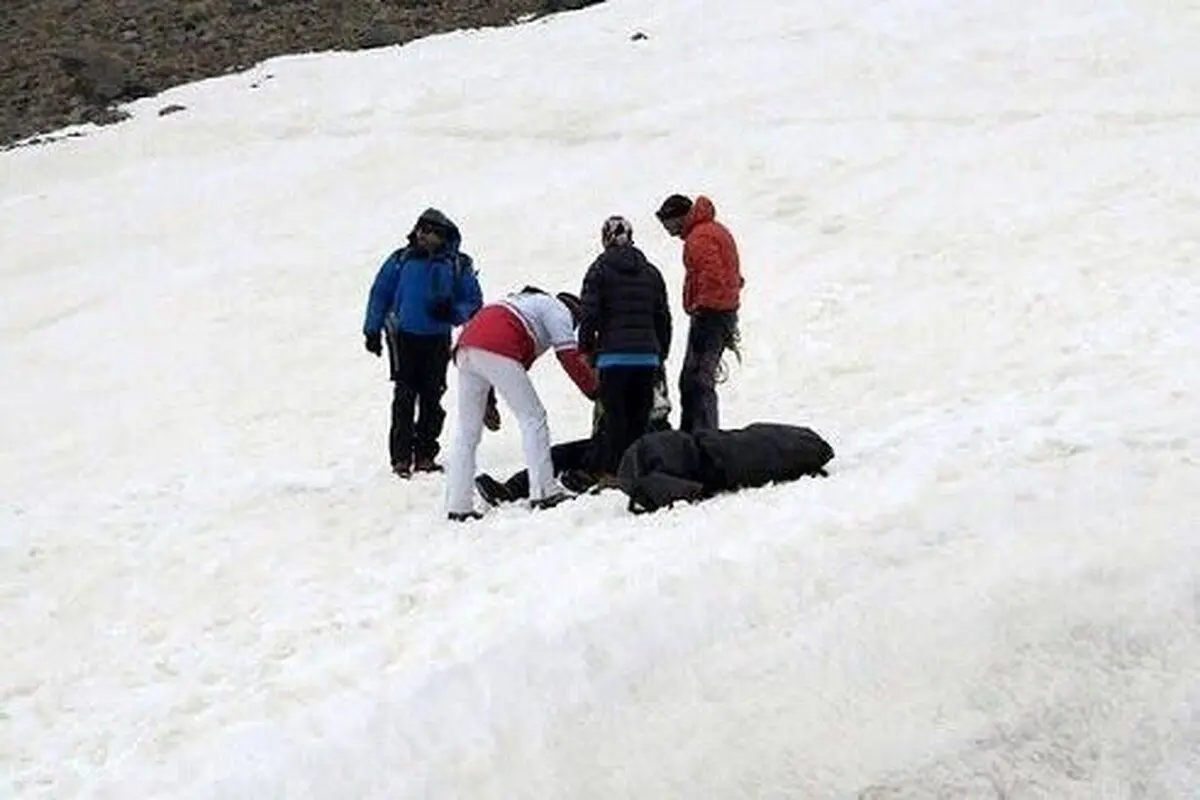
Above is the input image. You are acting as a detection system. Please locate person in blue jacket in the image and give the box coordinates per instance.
[363,208,483,478]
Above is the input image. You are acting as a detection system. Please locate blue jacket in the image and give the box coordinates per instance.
[362,208,483,337]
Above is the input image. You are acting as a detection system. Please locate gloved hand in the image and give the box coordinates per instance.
[364,331,382,356]
[484,389,501,431]
[428,297,455,323]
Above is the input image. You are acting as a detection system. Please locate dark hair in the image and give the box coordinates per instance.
[656,193,692,220]
[556,291,583,324]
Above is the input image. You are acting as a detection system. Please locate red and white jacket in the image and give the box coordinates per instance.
[455,291,598,397]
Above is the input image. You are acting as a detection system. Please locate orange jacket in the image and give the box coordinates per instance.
[681,196,742,314]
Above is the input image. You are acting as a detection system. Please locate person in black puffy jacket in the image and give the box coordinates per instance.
[577,215,673,479]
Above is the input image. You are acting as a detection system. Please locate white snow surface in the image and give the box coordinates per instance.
[2,0,1199,797]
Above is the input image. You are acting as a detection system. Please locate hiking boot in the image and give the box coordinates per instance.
[448,510,484,522]
[392,461,412,479]
[413,457,444,473]
[475,474,514,506]
[531,491,573,511]
[560,468,597,493]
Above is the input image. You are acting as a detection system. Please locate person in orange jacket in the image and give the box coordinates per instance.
[655,193,744,432]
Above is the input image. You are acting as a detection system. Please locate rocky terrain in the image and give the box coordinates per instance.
[0,0,603,147]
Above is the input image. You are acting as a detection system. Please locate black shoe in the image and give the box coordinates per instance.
[560,469,597,493]
[413,457,444,473]
[531,491,573,511]
[475,474,514,506]
[392,461,412,479]
[448,510,484,522]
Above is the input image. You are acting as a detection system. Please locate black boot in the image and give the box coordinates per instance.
[560,469,597,493]
[531,491,573,511]
[475,474,513,506]
[413,456,444,473]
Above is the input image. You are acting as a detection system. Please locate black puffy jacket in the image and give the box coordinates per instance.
[578,244,672,361]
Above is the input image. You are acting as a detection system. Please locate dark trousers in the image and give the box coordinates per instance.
[502,438,592,499]
[593,365,657,475]
[386,330,451,467]
[679,310,737,434]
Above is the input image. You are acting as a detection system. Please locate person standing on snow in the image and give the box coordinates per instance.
[363,208,483,478]
[444,286,598,521]
[654,193,743,433]
[577,215,672,482]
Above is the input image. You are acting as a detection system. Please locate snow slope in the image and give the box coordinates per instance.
[2,0,1198,796]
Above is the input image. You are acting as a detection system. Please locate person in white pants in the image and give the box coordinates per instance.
[445,287,599,521]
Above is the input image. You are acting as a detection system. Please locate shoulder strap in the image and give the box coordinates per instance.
[389,247,412,273]
[454,251,476,279]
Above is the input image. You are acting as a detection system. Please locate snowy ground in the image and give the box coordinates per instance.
[2,0,1199,797]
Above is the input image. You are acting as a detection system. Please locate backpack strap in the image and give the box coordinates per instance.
[389,247,412,277]
[455,251,476,278]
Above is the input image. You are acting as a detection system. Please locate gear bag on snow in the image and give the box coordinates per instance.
[617,423,835,514]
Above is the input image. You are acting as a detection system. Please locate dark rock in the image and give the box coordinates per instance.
[54,45,134,104]
[631,31,648,41]
[182,1,215,24]
[541,0,603,11]
[359,22,412,49]
[89,106,131,126]
[158,103,187,116]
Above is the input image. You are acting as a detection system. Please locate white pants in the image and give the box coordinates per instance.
[445,347,560,514]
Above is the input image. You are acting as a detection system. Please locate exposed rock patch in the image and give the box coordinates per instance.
[1,0,608,147]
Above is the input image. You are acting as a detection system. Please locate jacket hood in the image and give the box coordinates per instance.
[408,207,463,254]
[682,195,716,235]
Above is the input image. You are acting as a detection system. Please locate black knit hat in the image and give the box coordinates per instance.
[656,193,692,220]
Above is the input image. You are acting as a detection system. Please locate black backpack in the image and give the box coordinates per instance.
[618,424,835,514]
